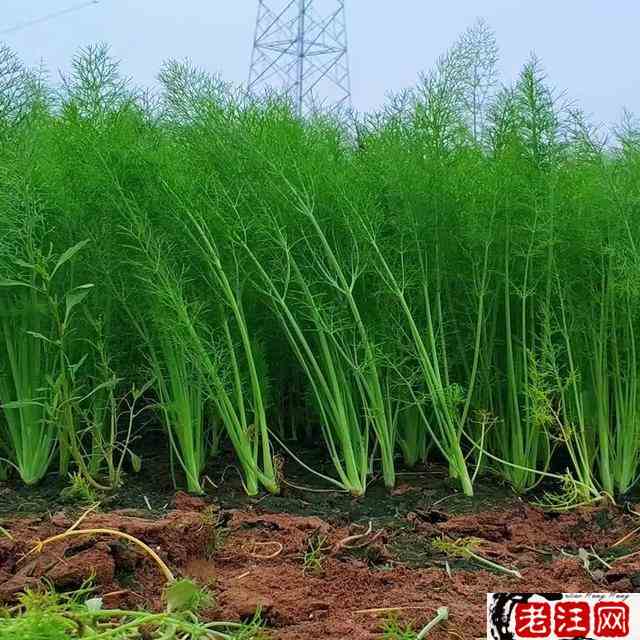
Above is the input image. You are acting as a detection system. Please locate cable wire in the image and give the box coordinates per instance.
[0,1,101,36]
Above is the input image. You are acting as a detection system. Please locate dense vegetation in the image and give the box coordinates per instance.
[1,21,639,506]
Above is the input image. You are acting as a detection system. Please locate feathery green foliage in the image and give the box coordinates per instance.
[0,27,638,504]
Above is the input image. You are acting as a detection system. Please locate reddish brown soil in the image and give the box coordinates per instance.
[1,494,639,639]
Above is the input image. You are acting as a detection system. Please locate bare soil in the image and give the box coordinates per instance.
[1,467,639,639]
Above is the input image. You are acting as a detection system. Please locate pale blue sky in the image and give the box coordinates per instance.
[2,1,638,128]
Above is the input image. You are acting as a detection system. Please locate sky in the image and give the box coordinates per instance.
[1,1,638,129]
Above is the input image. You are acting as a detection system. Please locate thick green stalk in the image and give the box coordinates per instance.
[242,229,368,495]
[365,228,474,496]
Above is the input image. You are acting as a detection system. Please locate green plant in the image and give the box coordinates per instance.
[0,293,54,485]
[432,536,522,578]
[362,219,488,496]
[381,615,417,640]
[124,214,278,497]
[302,531,330,575]
[0,583,262,639]
[0,30,639,509]
[200,505,228,558]
[146,329,209,495]
[79,320,144,491]
[60,472,98,505]
[0,231,94,484]
[241,193,395,495]
[397,404,429,468]
[380,608,449,640]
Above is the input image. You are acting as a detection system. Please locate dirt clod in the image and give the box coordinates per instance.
[173,491,208,512]
[46,543,115,588]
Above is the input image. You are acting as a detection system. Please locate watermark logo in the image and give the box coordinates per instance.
[487,594,636,639]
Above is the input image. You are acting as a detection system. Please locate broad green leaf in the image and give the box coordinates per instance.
[51,239,90,279]
[69,353,89,375]
[64,284,94,325]
[130,451,142,473]
[164,579,201,612]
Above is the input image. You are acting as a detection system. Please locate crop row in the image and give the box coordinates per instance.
[1,26,639,505]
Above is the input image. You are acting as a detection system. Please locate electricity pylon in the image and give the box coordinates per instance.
[248,0,351,117]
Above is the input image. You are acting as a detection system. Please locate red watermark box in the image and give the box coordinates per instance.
[487,594,636,639]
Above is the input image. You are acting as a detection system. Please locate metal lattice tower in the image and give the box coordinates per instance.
[248,0,351,117]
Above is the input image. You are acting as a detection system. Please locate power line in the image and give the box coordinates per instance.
[0,1,101,37]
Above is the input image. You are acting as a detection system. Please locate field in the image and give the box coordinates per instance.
[1,21,640,639]
[3,462,640,640]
